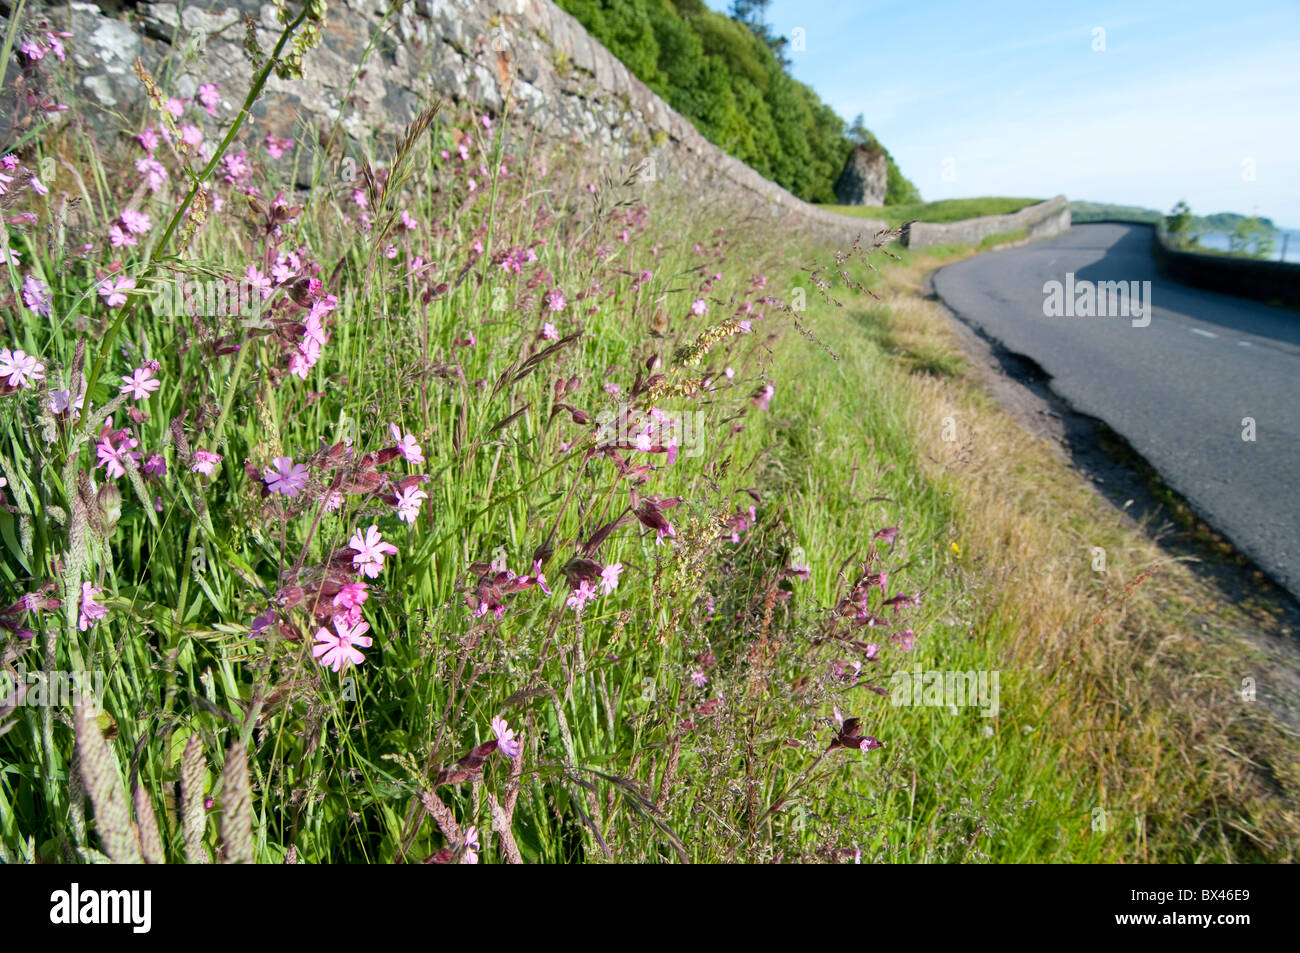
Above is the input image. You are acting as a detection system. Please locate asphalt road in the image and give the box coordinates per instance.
[933,223,1300,599]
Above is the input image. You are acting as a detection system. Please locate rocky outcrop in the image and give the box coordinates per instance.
[833,144,886,207]
[3,0,888,246]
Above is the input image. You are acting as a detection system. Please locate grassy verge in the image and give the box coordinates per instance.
[1,17,1294,864]
[820,197,1043,226]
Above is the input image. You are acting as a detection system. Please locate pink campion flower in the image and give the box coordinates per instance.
[491,715,521,759]
[690,298,708,316]
[541,322,558,340]
[463,826,480,865]
[0,347,45,388]
[400,209,417,230]
[78,582,108,631]
[566,580,597,614]
[753,384,774,411]
[179,124,203,148]
[873,526,899,545]
[264,457,309,497]
[30,177,48,195]
[891,629,916,652]
[222,151,251,184]
[324,490,343,512]
[394,485,427,524]
[531,559,552,595]
[691,670,708,688]
[349,524,398,578]
[0,171,12,196]
[45,32,69,62]
[350,188,368,209]
[96,437,132,478]
[98,276,136,308]
[312,617,373,673]
[19,38,44,60]
[1,154,16,171]
[109,224,136,248]
[546,289,567,312]
[264,135,293,158]
[120,208,151,235]
[119,366,160,400]
[197,83,220,116]
[21,275,52,316]
[245,265,272,299]
[136,128,160,153]
[135,157,168,192]
[190,449,221,476]
[143,454,166,477]
[600,562,623,595]
[164,98,184,118]
[332,581,369,612]
[388,424,424,464]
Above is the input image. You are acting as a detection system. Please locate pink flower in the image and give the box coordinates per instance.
[541,322,558,340]
[890,629,916,652]
[600,562,622,595]
[312,617,373,672]
[389,424,424,464]
[546,289,567,312]
[124,210,153,238]
[394,485,427,523]
[753,384,774,411]
[21,275,51,317]
[99,276,137,308]
[351,188,368,209]
[190,449,222,476]
[349,524,398,578]
[690,298,708,316]
[222,151,251,184]
[197,83,220,116]
[566,580,597,614]
[119,365,159,400]
[463,826,480,864]
[179,124,203,148]
[144,454,166,477]
[691,670,708,687]
[96,433,137,477]
[264,135,293,158]
[135,157,168,192]
[264,457,309,497]
[78,582,108,631]
[136,128,160,153]
[245,265,272,299]
[0,347,45,388]
[491,715,521,759]
[332,581,369,611]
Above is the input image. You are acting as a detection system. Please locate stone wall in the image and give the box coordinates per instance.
[4,0,889,247]
[903,196,1072,249]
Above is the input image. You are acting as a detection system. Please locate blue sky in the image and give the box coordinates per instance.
[703,0,1300,227]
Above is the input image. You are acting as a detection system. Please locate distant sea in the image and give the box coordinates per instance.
[1194,228,1300,263]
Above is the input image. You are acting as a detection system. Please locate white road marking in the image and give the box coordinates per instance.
[1189,328,1218,338]
[1239,340,1252,346]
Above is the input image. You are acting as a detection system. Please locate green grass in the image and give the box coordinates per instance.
[822,197,1043,226]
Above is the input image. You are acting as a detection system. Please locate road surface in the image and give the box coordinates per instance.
[933,223,1300,599]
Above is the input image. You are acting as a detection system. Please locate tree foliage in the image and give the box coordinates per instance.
[556,0,919,205]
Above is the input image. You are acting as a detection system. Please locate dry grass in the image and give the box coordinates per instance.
[854,253,1300,860]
